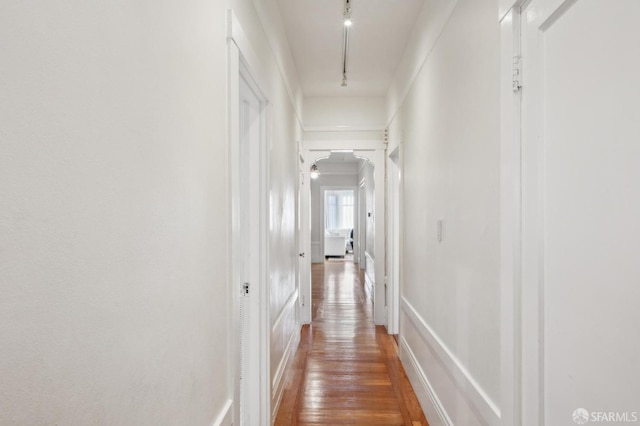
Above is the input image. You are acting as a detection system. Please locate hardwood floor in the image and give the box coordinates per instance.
[275,259,429,425]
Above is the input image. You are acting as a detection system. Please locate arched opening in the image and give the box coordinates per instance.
[299,146,386,327]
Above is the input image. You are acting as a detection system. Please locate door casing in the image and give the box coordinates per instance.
[299,140,388,326]
[500,1,640,424]
[228,11,271,426]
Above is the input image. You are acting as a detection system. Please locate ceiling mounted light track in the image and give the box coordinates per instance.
[341,0,351,87]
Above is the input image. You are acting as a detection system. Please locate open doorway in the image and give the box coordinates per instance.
[308,153,361,264]
[299,145,387,327]
[323,189,355,260]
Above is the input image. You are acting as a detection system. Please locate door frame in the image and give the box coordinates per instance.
[358,179,366,269]
[300,139,388,326]
[386,147,401,335]
[228,10,271,426]
[297,146,309,324]
[352,150,387,326]
[500,3,523,425]
[500,1,582,424]
[298,150,330,324]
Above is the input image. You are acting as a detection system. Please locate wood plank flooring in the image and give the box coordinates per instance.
[275,259,429,425]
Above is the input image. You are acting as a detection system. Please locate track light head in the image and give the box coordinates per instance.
[341,0,351,88]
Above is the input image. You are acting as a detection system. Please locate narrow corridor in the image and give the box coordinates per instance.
[275,260,428,425]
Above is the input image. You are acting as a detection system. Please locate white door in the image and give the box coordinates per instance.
[298,152,311,324]
[520,1,640,424]
[237,73,264,425]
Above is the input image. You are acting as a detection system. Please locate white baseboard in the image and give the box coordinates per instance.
[272,290,298,333]
[271,321,302,422]
[399,336,453,426]
[211,399,233,426]
[364,252,375,297]
[364,273,374,300]
[401,298,500,425]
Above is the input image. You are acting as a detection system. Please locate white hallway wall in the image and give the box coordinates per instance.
[304,96,386,130]
[387,0,500,424]
[0,0,301,424]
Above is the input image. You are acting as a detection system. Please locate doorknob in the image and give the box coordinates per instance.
[299,253,305,258]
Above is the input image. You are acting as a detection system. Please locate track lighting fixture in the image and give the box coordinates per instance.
[341,0,351,87]
[344,0,352,25]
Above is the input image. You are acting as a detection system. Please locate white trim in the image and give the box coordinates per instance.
[358,160,367,175]
[386,147,401,335]
[271,322,299,393]
[303,125,386,132]
[271,322,302,423]
[364,251,375,299]
[401,298,501,425]
[228,10,271,425]
[533,0,579,30]
[364,251,375,269]
[304,139,386,151]
[271,289,299,335]
[256,73,271,426]
[227,11,272,102]
[358,183,366,269]
[399,337,452,426]
[227,36,241,426]
[304,129,384,140]
[500,0,520,21]
[314,170,360,176]
[298,149,312,324]
[367,150,387,326]
[499,5,522,426]
[210,399,233,426]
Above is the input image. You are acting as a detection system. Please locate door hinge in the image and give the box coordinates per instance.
[301,295,305,306]
[242,282,250,296]
[513,55,522,92]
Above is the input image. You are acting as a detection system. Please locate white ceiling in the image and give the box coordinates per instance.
[276,0,425,97]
